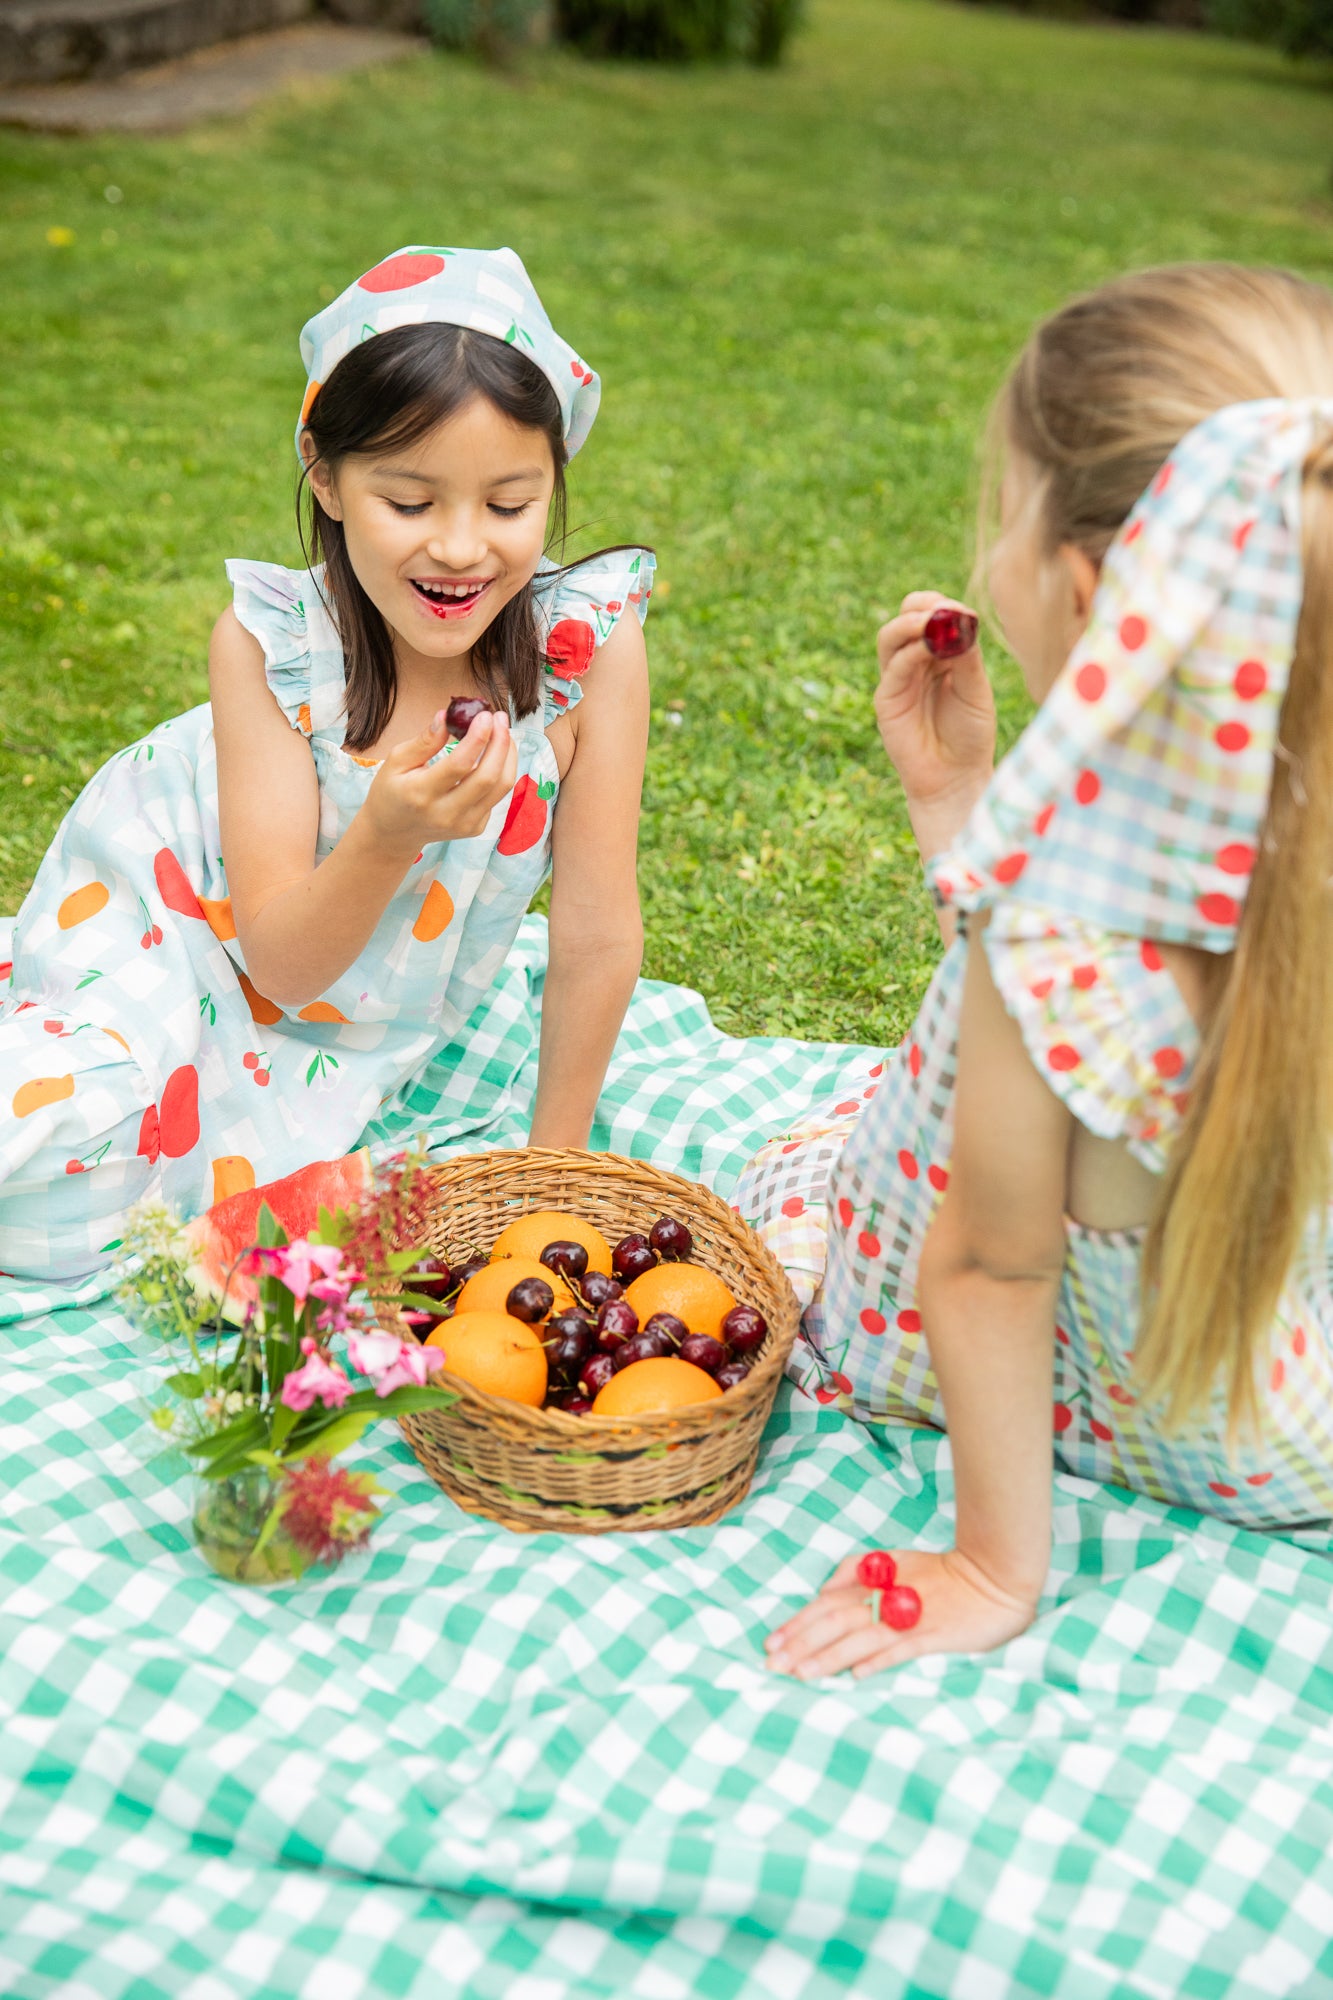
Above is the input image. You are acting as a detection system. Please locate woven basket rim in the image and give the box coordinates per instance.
[394,1148,799,1440]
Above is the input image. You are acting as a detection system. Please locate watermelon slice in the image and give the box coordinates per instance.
[183,1151,373,1321]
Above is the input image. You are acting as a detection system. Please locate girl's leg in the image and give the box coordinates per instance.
[0,1010,156,1280]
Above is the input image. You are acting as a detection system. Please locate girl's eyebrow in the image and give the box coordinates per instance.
[371,462,546,486]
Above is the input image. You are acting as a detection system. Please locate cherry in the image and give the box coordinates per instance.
[612,1233,657,1283]
[922,606,979,660]
[721,1305,768,1356]
[558,1394,593,1415]
[614,1328,672,1370]
[410,1256,454,1304]
[507,1275,555,1323]
[715,1359,752,1391]
[878,1585,923,1631]
[546,1323,593,1382]
[578,1352,616,1399]
[678,1332,725,1375]
[579,1270,623,1310]
[642,1311,688,1347]
[242,1052,259,1071]
[444,695,490,739]
[596,1299,640,1350]
[856,1550,897,1590]
[648,1216,692,1261]
[541,1239,588,1281]
[254,1069,270,1087]
[455,1254,489,1287]
[65,1159,85,1175]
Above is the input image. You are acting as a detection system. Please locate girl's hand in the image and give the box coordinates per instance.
[363,707,518,857]
[875,592,996,857]
[764,1547,1038,1680]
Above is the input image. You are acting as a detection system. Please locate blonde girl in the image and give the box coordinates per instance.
[755,264,1333,1676]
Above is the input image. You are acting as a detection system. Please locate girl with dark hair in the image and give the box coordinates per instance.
[0,246,654,1281]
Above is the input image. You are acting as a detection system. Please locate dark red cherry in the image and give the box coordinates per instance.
[506,1276,555,1324]
[578,1352,616,1398]
[857,1550,898,1590]
[612,1233,657,1283]
[455,1254,490,1287]
[721,1304,768,1356]
[715,1359,752,1391]
[613,1329,670,1370]
[922,606,979,660]
[401,1309,439,1341]
[545,1310,595,1349]
[579,1270,624,1310]
[596,1299,640,1350]
[678,1332,725,1375]
[409,1256,453,1304]
[648,1215,693,1261]
[547,1328,593,1382]
[445,695,490,738]
[541,1239,589,1280]
[558,1394,593,1415]
[642,1311,688,1347]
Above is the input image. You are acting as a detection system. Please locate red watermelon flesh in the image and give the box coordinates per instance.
[183,1150,373,1320]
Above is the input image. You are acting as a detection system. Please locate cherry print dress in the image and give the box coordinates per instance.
[0,547,652,1282]
[737,397,1333,1530]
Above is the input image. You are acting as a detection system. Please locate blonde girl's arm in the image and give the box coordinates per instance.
[210,609,516,1008]
[527,612,650,1150]
[767,925,1069,1678]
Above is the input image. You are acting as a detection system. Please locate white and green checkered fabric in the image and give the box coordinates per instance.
[2,1291,1333,1999]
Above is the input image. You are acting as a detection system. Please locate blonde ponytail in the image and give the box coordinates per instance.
[991,265,1333,1434]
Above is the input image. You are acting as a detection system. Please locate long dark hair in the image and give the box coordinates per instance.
[299,322,569,753]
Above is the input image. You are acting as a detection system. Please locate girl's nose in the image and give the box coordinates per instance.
[425,514,488,570]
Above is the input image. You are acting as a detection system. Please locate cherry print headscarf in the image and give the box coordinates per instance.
[930,398,1333,950]
[295,245,600,462]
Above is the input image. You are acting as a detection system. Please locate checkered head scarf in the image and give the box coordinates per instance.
[929,398,1333,950]
[295,246,600,463]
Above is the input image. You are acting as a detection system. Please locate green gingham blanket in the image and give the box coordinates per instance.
[3,922,1333,1998]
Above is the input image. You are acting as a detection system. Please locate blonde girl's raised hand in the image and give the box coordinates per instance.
[875,591,996,859]
[363,706,518,859]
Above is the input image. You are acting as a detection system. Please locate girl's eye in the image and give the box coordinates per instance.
[386,499,430,516]
[489,502,532,519]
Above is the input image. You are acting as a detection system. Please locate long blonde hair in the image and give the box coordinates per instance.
[992,263,1333,1434]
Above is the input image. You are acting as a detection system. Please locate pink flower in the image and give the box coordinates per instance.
[374,1341,444,1397]
[280,1346,354,1411]
[276,1239,348,1307]
[345,1327,404,1379]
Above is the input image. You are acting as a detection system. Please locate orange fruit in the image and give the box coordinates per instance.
[592,1356,722,1416]
[57,881,109,929]
[456,1253,574,1317]
[412,879,455,942]
[623,1262,737,1342]
[12,1074,75,1119]
[490,1209,613,1276]
[425,1310,547,1406]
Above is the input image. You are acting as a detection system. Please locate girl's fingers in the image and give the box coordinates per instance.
[818,1553,869,1595]
[767,1583,869,1660]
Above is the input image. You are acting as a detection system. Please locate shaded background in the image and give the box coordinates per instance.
[2,0,1331,1044]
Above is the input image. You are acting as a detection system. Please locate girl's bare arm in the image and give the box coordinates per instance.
[210,609,515,1008]
[527,613,650,1149]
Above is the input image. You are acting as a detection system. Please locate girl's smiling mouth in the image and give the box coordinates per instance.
[409,576,494,620]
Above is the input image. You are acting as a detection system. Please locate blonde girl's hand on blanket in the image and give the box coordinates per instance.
[875,591,995,860]
[364,705,517,859]
[764,1548,1039,1679]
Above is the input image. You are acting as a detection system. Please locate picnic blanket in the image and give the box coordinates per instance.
[3,920,1333,1999]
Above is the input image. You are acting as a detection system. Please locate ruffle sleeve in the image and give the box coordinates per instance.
[532,547,655,725]
[224,559,318,737]
[979,903,1202,1175]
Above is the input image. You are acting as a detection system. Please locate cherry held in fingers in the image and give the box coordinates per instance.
[444,695,491,739]
[856,1550,897,1590]
[922,607,979,660]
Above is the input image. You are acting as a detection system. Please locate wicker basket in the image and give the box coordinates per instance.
[391,1149,800,1534]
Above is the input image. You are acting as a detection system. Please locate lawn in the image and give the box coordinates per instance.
[1,0,1330,1046]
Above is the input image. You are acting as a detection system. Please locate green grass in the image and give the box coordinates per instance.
[1,0,1330,1043]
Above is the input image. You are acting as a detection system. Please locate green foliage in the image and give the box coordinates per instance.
[424,0,548,55]
[1205,0,1333,56]
[1,0,1330,1047]
[553,0,802,63]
